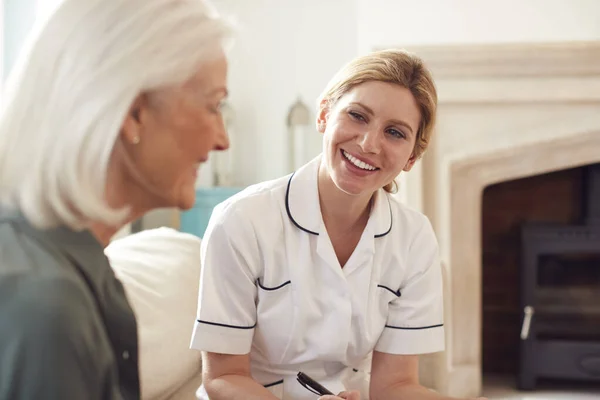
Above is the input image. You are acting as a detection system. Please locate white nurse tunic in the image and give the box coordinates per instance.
[190,156,444,399]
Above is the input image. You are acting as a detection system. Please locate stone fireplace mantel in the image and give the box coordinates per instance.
[397,42,600,397]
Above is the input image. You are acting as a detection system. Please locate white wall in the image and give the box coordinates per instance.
[357,0,600,51]
[212,0,358,185]
[3,0,38,80]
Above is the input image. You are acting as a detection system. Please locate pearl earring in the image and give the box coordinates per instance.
[132,136,140,144]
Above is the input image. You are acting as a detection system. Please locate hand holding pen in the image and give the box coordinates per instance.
[297,372,360,400]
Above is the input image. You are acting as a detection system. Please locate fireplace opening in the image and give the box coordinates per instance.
[481,163,600,391]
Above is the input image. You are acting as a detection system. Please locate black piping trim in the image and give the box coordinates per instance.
[285,173,319,236]
[377,284,401,297]
[374,195,393,238]
[196,319,256,330]
[385,323,444,330]
[257,278,291,291]
[264,379,284,388]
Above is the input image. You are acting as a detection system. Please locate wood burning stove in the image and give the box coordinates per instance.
[518,163,600,390]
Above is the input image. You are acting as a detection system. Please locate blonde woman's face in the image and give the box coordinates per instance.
[119,52,229,211]
[317,81,420,197]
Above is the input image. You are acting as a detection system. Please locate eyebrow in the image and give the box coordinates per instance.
[348,101,415,135]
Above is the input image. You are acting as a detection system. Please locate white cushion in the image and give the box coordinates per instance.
[105,227,202,400]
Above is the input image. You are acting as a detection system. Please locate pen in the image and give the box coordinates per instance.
[297,372,334,396]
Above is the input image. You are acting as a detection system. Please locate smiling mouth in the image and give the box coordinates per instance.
[341,150,378,171]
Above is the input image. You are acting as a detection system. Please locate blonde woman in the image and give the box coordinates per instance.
[0,0,232,398]
[192,50,486,400]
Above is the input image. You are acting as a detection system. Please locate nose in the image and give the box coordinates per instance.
[357,129,381,154]
[214,120,230,151]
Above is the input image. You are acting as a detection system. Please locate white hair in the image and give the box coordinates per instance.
[0,0,233,230]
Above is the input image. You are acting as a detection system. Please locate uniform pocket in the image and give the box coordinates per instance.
[257,278,292,292]
[254,279,295,364]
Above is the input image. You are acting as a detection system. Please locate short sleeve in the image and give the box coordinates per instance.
[190,202,259,355]
[375,216,445,355]
[0,275,116,399]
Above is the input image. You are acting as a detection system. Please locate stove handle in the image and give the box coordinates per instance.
[520,305,535,340]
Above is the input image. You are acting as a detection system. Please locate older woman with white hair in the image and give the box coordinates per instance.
[0,0,232,398]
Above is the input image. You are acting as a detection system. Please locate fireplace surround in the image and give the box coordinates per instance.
[396,42,600,397]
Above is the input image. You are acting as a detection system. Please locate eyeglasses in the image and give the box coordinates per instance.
[297,372,334,396]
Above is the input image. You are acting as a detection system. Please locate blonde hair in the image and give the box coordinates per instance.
[318,49,437,193]
[0,0,233,230]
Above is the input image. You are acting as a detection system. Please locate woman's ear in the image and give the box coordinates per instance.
[403,154,417,172]
[316,99,329,134]
[120,94,147,145]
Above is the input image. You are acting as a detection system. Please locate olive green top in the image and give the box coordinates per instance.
[0,210,140,400]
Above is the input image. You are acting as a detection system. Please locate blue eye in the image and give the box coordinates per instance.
[387,128,405,139]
